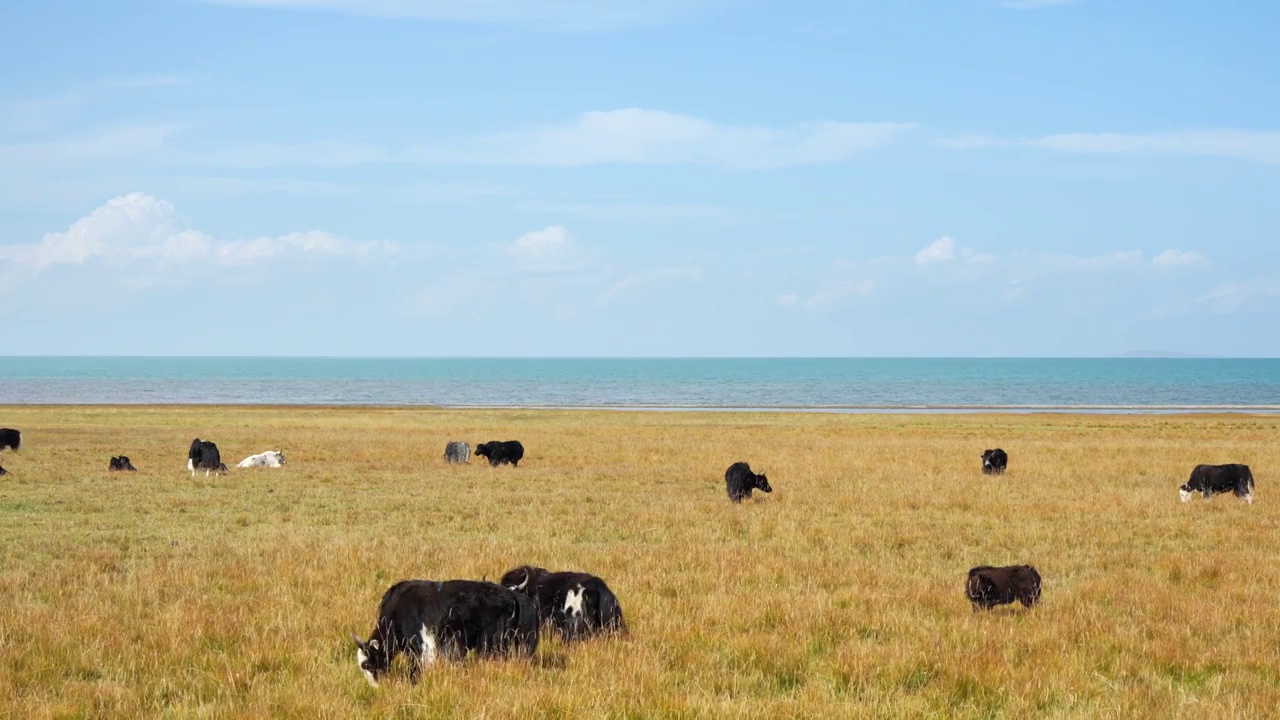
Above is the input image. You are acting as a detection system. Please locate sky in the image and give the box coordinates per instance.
[1,0,1278,357]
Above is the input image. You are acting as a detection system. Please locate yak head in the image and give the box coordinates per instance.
[500,565,548,594]
[1178,482,1194,503]
[753,470,772,493]
[351,633,390,688]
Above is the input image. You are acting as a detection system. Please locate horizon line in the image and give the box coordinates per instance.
[0,354,1264,361]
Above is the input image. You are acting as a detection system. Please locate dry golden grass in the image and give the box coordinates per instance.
[1,406,1279,718]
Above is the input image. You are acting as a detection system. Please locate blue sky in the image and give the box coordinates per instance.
[2,0,1278,357]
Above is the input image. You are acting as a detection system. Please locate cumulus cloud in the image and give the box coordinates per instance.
[415,109,914,169]
[0,192,397,276]
[914,236,989,265]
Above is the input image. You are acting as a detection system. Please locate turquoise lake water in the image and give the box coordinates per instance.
[1,357,1278,411]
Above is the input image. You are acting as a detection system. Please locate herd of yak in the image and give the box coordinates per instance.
[0,425,1261,687]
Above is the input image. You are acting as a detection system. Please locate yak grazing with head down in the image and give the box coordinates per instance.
[188,438,227,476]
[725,461,772,503]
[499,565,626,642]
[966,565,1042,611]
[352,579,538,687]
[1179,463,1255,504]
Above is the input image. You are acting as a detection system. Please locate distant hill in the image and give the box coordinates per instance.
[1116,350,1219,359]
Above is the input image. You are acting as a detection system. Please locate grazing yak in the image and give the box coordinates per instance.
[475,440,524,467]
[109,455,137,472]
[444,441,471,464]
[237,451,286,468]
[0,428,20,452]
[187,438,227,476]
[725,461,772,503]
[500,565,626,642]
[981,448,1008,475]
[352,579,539,687]
[1179,463,1255,504]
[966,565,1042,611]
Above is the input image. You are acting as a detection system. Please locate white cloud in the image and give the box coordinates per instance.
[1153,249,1207,267]
[915,236,958,264]
[0,192,397,276]
[196,0,733,29]
[192,109,913,170]
[914,236,992,265]
[414,109,915,169]
[511,225,574,258]
[941,128,1280,166]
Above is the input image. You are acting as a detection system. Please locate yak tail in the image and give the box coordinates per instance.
[599,589,627,636]
[13,431,19,451]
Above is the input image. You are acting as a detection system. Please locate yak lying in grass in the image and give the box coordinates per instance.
[1179,463,1255,504]
[966,565,1041,611]
[499,565,626,642]
[725,461,772,503]
[352,579,539,687]
[109,455,137,472]
[475,440,524,467]
[237,451,285,468]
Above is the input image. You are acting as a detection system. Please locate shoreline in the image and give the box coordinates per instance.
[2,402,1279,415]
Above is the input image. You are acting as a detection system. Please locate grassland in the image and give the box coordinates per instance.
[1,406,1278,719]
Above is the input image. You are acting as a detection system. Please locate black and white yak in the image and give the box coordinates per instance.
[351,579,539,687]
[188,438,227,476]
[499,565,626,642]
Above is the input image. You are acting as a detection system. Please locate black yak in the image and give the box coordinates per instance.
[981,448,1008,475]
[1179,463,1255,504]
[966,565,1042,611]
[109,455,137,472]
[0,428,20,452]
[725,461,772,503]
[475,440,524,467]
